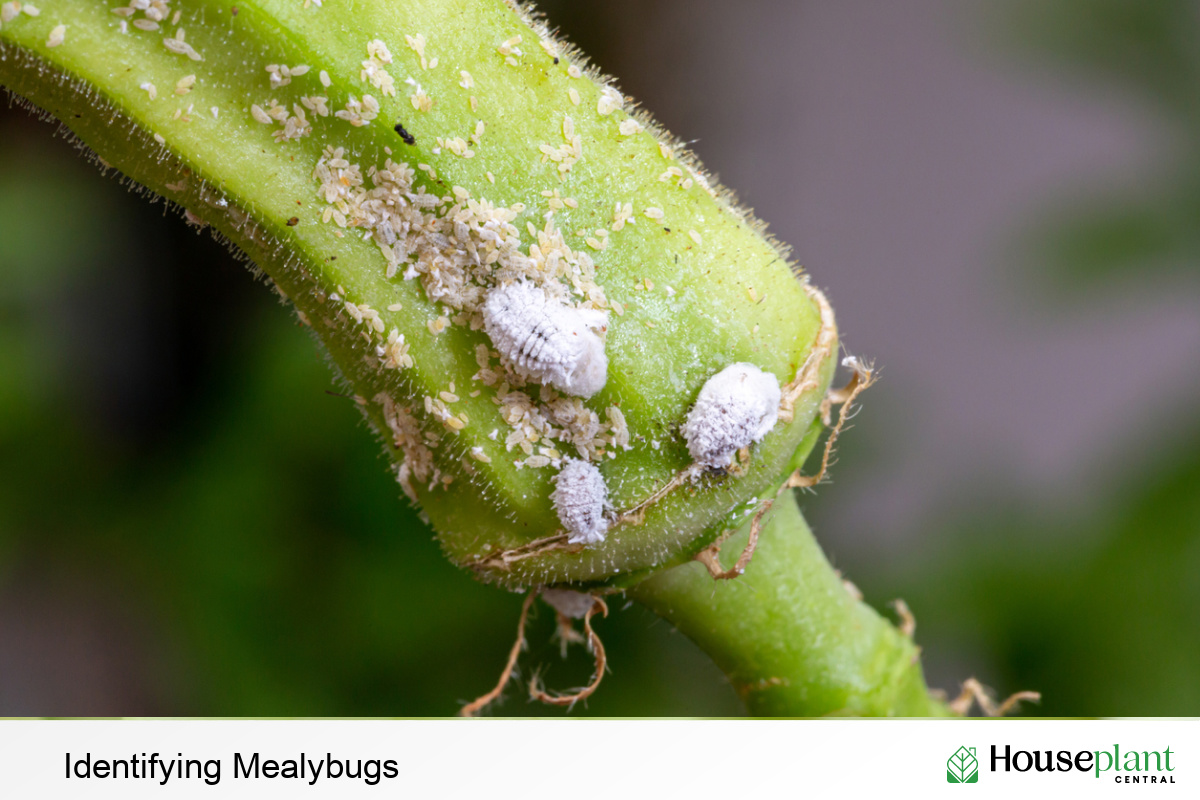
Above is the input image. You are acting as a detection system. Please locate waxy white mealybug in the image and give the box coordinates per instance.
[682,363,782,469]
[482,282,608,398]
[551,458,609,545]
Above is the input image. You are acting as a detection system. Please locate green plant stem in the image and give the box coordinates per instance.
[0,0,830,588]
[631,489,951,716]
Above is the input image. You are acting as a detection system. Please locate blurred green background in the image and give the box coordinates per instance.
[0,0,1197,716]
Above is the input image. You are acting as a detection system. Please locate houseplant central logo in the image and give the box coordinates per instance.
[948,746,980,783]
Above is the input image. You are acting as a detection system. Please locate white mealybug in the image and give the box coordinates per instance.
[551,458,609,545]
[482,281,608,398]
[682,362,782,469]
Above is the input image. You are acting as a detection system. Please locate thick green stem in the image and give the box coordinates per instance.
[0,0,830,589]
[631,490,951,716]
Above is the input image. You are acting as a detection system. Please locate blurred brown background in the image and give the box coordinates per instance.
[1,0,1197,715]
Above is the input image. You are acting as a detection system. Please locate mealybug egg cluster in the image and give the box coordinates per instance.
[682,362,782,469]
[551,458,609,545]
[482,281,608,398]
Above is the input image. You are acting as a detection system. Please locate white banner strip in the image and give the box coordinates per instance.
[0,719,1194,798]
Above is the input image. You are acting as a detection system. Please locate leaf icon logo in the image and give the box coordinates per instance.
[947,746,979,783]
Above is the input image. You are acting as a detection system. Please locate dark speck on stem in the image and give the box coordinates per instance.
[394,122,416,145]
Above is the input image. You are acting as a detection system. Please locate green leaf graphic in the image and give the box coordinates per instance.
[947,746,979,783]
